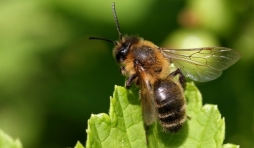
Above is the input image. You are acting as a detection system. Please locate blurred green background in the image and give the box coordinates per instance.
[0,0,253,147]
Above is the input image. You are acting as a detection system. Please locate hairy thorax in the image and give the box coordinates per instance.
[122,40,170,83]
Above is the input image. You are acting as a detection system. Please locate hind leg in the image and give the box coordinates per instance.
[169,68,186,89]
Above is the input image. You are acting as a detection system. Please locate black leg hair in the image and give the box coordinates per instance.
[125,74,137,89]
[169,68,186,89]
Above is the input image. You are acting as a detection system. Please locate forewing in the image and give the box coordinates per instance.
[161,47,241,82]
[136,66,157,126]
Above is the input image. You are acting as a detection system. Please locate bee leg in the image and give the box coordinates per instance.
[169,68,186,89]
[125,74,137,89]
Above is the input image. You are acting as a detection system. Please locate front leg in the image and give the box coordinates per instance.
[125,74,137,89]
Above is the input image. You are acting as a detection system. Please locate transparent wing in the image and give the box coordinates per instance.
[161,47,241,82]
[136,65,157,126]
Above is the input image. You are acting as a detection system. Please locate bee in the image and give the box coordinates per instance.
[89,3,241,132]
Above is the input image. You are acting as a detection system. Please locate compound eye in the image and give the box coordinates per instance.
[115,42,130,62]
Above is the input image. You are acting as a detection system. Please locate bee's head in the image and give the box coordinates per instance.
[89,2,139,63]
[113,36,139,62]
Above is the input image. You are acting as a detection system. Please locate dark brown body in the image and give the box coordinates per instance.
[154,78,186,132]
[114,36,187,132]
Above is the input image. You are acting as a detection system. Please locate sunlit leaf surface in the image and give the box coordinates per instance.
[85,83,239,148]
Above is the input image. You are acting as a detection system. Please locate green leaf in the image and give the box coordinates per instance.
[74,141,85,148]
[222,143,240,148]
[86,86,147,148]
[0,129,22,148]
[85,82,239,148]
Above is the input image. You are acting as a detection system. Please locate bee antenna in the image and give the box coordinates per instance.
[89,37,118,45]
[112,2,123,40]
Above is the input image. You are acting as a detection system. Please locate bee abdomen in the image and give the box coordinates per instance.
[154,79,186,133]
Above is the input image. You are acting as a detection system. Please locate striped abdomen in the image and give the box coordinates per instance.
[154,79,186,132]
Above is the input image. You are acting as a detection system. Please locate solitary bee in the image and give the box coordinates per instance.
[89,3,241,132]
